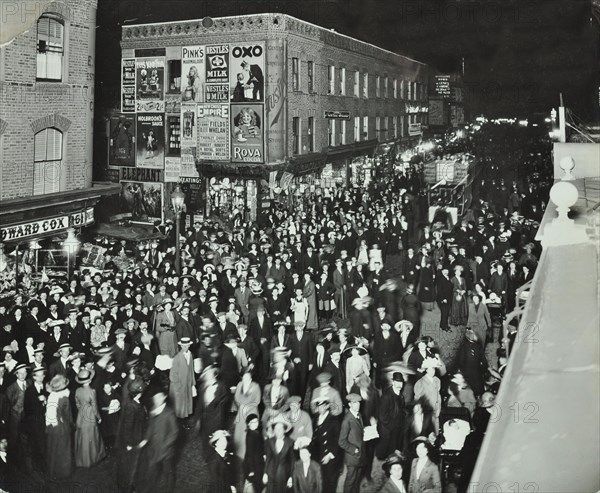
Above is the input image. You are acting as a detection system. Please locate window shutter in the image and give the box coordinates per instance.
[47,129,63,160]
[34,130,47,161]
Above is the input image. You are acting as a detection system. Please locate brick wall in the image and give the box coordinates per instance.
[0,0,96,200]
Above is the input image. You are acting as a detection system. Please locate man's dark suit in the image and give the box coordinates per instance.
[247,64,264,101]
[313,412,342,493]
[23,382,48,472]
[338,410,366,493]
[436,274,453,331]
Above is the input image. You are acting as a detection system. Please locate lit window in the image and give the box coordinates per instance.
[339,67,346,95]
[363,73,368,98]
[328,65,335,94]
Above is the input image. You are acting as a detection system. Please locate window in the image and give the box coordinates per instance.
[307,117,314,152]
[375,116,381,137]
[400,80,405,100]
[384,77,389,98]
[354,71,360,97]
[400,115,405,137]
[376,75,380,98]
[412,82,417,100]
[354,116,360,142]
[408,81,412,101]
[307,61,314,93]
[393,116,398,138]
[339,67,346,95]
[328,65,335,94]
[328,119,335,146]
[362,116,368,139]
[393,79,398,99]
[292,117,300,155]
[36,15,64,81]
[167,60,181,93]
[339,119,346,145]
[34,128,62,195]
[363,72,368,98]
[292,58,299,92]
[167,116,181,156]
[382,116,388,140]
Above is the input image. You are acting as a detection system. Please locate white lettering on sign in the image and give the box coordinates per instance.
[0,211,94,242]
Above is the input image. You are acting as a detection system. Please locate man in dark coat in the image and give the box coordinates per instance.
[312,397,342,493]
[23,367,48,474]
[436,266,453,332]
[242,60,264,101]
[137,390,179,493]
[195,367,230,448]
[376,372,406,460]
[338,393,366,493]
[288,323,313,403]
[455,330,489,396]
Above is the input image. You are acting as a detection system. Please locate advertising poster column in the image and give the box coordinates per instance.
[265,39,286,164]
[135,57,165,113]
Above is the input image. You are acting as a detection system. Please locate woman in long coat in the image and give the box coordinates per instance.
[466,294,491,348]
[74,369,106,467]
[169,339,195,419]
[416,258,436,311]
[302,273,319,331]
[449,266,468,326]
[233,370,261,459]
[46,374,74,479]
[154,300,178,358]
[264,418,295,493]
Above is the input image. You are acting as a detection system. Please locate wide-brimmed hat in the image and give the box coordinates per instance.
[178,337,193,346]
[209,429,230,447]
[75,368,95,384]
[382,450,406,472]
[12,363,29,374]
[53,343,72,357]
[115,328,127,336]
[421,356,442,370]
[49,374,69,392]
[125,318,139,330]
[267,414,292,433]
[343,345,368,356]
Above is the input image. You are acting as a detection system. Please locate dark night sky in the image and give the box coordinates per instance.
[95,0,599,119]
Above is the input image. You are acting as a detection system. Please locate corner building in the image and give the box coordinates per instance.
[119,14,429,222]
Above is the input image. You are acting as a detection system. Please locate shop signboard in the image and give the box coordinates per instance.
[324,111,350,120]
[135,57,165,112]
[230,103,264,163]
[119,181,164,224]
[121,58,136,113]
[197,104,230,161]
[266,38,286,163]
[136,114,165,169]
[230,43,265,103]
[0,209,95,242]
[164,157,181,182]
[119,167,163,183]
[181,45,205,103]
[109,115,135,167]
[408,123,422,136]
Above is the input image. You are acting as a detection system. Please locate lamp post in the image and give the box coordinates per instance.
[63,228,80,280]
[171,185,186,274]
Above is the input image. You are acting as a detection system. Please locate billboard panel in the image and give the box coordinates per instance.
[109,115,135,167]
[136,114,165,169]
[119,181,164,224]
[135,57,165,112]
[229,43,265,103]
[265,38,286,163]
[197,104,230,161]
[181,45,205,103]
[121,58,136,113]
[230,104,264,163]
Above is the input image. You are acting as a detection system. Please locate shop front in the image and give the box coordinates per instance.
[326,139,379,188]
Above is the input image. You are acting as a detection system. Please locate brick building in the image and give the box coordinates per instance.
[0,0,118,277]
[112,13,429,222]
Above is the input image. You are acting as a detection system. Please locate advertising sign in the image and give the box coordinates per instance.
[135,57,165,112]
[121,58,136,113]
[136,114,165,169]
[180,150,199,178]
[266,38,286,163]
[0,210,93,242]
[408,122,422,136]
[230,104,264,163]
[109,115,135,167]
[206,45,229,83]
[197,104,230,161]
[428,99,444,126]
[230,43,265,102]
[181,45,205,103]
[205,84,230,103]
[164,157,181,182]
[119,181,164,224]
[324,111,351,120]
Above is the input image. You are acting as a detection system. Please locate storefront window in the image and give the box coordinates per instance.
[206,177,257,224]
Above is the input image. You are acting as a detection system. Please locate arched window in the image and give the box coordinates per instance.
[37,15,64,81]
[34,128,63,195]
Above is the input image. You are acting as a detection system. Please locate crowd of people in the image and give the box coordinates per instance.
[0,123,553,492]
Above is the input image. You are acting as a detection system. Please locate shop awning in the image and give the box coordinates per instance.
[326,139,379,161]
[286,152,328,176]
[90,223,166,242]
[197,161,267,179]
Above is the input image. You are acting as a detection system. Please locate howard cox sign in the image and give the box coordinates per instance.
[1,208,95,242]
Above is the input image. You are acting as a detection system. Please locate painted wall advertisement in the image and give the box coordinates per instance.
[119,181,164,224]
[266,38,286,163]
[109,115,135,167]
[181,45,205,103]
[121,58,136,113]
[229,43,265,103]
[197,104,230,161]
[230,103,264,163]
[135,57,165,112]
[136,114,165,169]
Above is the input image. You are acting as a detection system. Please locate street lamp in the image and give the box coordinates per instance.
[63,228,80,279]
[171,185,186,274]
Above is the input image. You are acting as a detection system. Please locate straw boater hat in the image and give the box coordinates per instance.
[53,343,72,358]
[75,368,95,385]
[178,337,193,346]
[49,374,69,392]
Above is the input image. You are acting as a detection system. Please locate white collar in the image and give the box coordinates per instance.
[151,403,167,416]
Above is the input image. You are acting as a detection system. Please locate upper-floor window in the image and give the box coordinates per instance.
[339,67,346,95]
[400,80,405,100]
[362,116,369,139]
[354,71,360,97]
[393,79,398,99]
[376,75,380,98]
[328,65,335,94]
[292,58,299,92]
[363,72,368,98]
[36,15,64,81]
[339,119,346,145]
[307,117,314,152]
[34,128,63,195]
[328,119,335,146]
[307,61,314,93]
[354,116,360,142]
[384,77,389,98]
[292,117,300,154]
